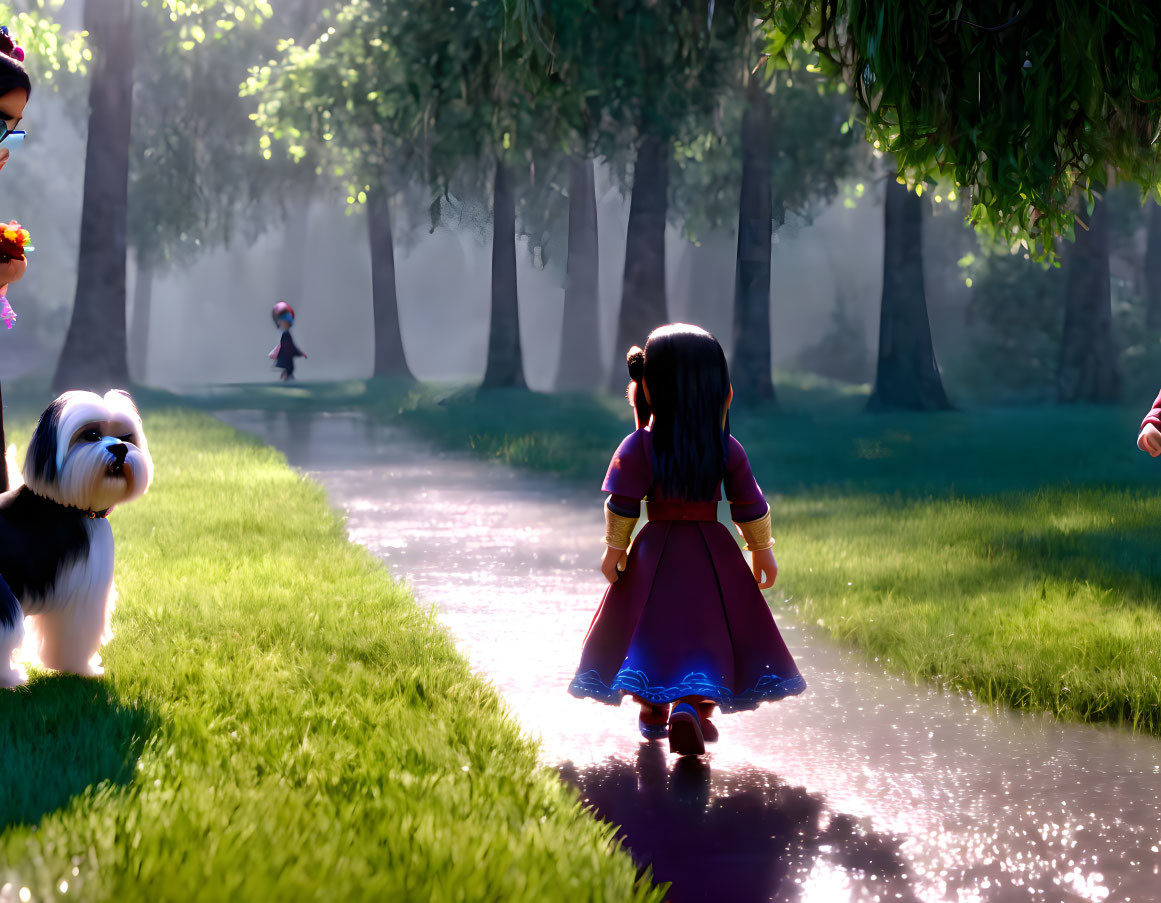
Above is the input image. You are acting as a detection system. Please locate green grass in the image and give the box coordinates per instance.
[0,401,664,902]
[195,375,1161,735]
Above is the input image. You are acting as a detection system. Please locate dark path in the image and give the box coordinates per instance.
[220,409,1161,903]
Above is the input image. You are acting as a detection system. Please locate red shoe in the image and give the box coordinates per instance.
[668,703,706,756]
[697,702,719,743]
[638,703,670,740]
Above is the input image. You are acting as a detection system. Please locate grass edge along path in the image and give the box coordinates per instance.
[0,405,665,903]
[194,378,1161,738]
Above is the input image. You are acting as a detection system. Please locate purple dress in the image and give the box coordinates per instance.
[569,428,805,713]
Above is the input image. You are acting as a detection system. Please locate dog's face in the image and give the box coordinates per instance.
[23,390,153,513]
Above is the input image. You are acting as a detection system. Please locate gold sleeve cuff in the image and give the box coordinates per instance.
[736,511,773,552]
[604,501,639,550]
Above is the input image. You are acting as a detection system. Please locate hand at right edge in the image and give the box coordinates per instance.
[1138,423,1161,457]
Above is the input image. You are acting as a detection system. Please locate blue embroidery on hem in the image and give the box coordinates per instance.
[569,667,806,714]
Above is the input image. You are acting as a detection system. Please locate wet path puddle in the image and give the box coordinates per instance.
[219,410,1161,903]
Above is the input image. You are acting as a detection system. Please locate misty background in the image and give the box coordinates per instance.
[6,0,1160,409]
[5,89,953,391]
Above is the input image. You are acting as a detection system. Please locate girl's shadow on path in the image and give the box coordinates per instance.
[1,675,156,829]
[559,744,919,903]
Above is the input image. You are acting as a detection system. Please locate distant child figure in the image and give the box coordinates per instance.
[269,300,306,381]
[569,323,804,755]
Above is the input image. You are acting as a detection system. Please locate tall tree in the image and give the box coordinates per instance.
[126,3,313,382]
[366,186,408,380]
[256,0,572,387]
[537,4,615,392]
[53,0,277,391]
[614,132,670,374]
[247,1,419,380]
[590,0,741,384]
[53,0,134,392]
[390,0,561,388]
[482,161,524,387]
[671,48,862,400]
[731,72,775,399]
[1058,198,1121,403]
[866,177,950,411]
[554,157,602,390]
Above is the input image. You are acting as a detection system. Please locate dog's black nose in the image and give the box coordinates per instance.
[108,443,128,463]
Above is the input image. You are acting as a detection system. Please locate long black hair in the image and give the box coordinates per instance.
[626,323,732,500]
[0,29,30,100]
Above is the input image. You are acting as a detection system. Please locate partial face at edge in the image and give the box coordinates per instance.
[0,87,27,175]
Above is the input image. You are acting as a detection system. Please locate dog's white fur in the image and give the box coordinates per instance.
[0,390,151,686]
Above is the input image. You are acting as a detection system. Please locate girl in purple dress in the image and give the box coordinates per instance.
[568,324,805,755]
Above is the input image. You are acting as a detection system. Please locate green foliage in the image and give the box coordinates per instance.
[0,405,664,902]
[150,0,274,41]
[130,2,316,270]
[589,0,741,148]
[957,249,1066,402]
[955,185,1159,405]
[243,1,411,197]
[673,60,865,239]
[247,0,579,232]
[0,2,87,84]
[760,1,1161,260]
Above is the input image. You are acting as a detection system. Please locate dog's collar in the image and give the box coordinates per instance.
[25,490,109,519]
[65,502,110,519]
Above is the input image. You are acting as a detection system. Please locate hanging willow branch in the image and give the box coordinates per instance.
[755,0,1161,258]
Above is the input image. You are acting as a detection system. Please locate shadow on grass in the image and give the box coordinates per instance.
[0,674,157,830]
[988,525,1161,599]
[559,745,918,903]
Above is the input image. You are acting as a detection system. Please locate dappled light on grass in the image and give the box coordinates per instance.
[780,488,1161,733]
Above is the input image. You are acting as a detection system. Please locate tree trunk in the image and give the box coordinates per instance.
[1058,198,1121,403]
[866,178,951,411]
[555,156,602,391]
[53,0,134,392]
[128,256,153,382]
[482,159,525,388]
[367,185,411,379]
[611,131,669,389]
[732,74,776,401]
[1146,201,1161,330]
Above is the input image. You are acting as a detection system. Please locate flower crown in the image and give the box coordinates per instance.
[0,26,25,62]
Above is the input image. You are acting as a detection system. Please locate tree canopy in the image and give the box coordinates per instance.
[761,1,1161,258]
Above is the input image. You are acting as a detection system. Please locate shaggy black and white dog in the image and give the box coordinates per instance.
[0,390,152,686]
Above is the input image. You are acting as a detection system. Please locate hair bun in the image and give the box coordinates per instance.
[626,346,645,381]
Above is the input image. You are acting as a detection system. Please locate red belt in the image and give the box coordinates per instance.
[646,501,718,522]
